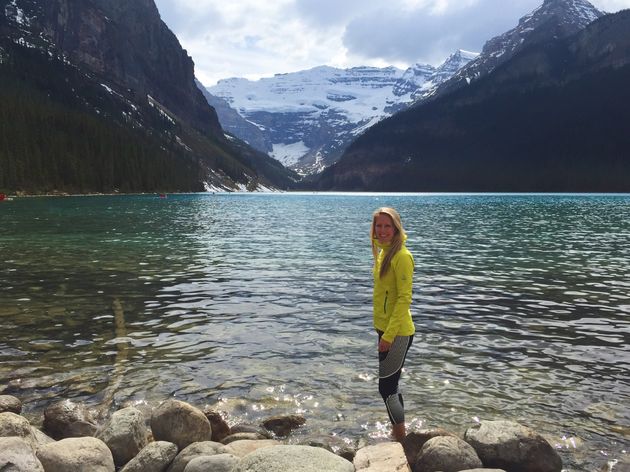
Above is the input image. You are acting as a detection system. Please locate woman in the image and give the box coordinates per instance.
[371,207,415,442]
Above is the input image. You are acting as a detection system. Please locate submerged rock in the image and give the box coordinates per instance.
[261,414,306,437]
[464,420,562,472]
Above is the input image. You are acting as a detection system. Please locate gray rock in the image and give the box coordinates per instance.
[43,399,97,439]
[0,436,44,472]
[97,407,148,466]
[234,445,354,472]
[402,428,456,465]
[464,420,562,472]
[151,400,212,450]
[119,441,178,472]
[413,436,482,472]
[299,435,356,462]
[226,439,280,458]
[222,432,270,444]
[167,441,230,472]
[203,409,231,443]
[36,436,115,472]
[459,469,506,472]
[30,427,55,448]
[0,395,22,414]
[261,415,306,437]
[0,412,37,447]
[183,453,240,472]
[354,442,410,471]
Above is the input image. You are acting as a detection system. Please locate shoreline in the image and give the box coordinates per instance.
[1,394,624,472]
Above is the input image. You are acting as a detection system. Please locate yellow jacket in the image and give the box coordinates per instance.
[373,239,415,343]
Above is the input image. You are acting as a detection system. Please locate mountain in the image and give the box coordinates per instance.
[426,0,604,101]
[0,0,297,194]
[196,80,272,156]
[206,51,477,175]
[315,8,630,192]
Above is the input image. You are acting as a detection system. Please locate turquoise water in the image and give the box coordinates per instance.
[1,193,628,470]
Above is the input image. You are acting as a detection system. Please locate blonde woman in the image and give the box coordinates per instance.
[371,207,415,442]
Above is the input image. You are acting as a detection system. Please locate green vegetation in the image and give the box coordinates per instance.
[0,81,204,194]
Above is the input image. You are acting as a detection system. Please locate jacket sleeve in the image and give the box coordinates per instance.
[382,252,414,343]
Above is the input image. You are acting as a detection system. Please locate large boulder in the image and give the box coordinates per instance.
[166,441,230,472]
[36,437,115,472]
[97,407,148,466]
[43,400,97,439]
[0,436,44,472]
[464,420,562,472]
[413,436,483,472]
[0,395,22,414]
[119,441,178,472]
[402,428,456,465]
[0,412,37,447]
[354,442,410,471]
[151,400,212,450]
[183,453,240,472]
[234,445,354,472]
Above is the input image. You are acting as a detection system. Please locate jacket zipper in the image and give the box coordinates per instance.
[384,291,388,314]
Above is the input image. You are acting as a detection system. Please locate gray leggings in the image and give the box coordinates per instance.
[378,331,413,425]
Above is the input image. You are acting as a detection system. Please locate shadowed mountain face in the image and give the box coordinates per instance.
[315,10,630,192]
[427,0,604,102]
[0,0,297,193]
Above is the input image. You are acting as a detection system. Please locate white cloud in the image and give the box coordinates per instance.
[154,0,630,86]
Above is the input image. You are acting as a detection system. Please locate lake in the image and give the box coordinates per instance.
[1,192,628,470]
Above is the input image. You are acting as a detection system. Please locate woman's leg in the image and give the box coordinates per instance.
[378,333,413,441]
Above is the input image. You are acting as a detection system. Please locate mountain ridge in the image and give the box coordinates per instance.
[0,0,297,193]
[207,50,478,175]
[314,8,630,192]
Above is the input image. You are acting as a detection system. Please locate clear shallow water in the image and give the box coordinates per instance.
[0,193,628,470]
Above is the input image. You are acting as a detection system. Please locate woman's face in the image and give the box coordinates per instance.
[374,213,396,245]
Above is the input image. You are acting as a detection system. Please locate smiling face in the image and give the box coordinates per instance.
[374,213,396,245]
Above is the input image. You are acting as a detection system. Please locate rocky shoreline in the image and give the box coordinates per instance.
[1,394,568,471]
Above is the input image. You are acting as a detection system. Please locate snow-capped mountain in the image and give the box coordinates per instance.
[431,0,604,100]
[207,51,477,175]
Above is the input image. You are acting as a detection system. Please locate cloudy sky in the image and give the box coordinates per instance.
[153,0,630,86]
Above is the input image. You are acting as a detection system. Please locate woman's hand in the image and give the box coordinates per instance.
[378,338,391,352]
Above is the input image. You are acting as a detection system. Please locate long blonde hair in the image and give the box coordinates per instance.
[371,207,406,278]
